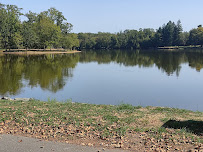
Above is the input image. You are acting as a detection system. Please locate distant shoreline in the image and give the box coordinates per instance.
[158,45,202,50]
[0,50,81,55]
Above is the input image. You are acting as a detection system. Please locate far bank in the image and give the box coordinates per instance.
[0,49,81,55]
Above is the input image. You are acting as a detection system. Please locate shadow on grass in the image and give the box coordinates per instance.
[162,120,203,136]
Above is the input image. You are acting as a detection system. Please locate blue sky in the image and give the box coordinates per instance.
[1,0,203,33]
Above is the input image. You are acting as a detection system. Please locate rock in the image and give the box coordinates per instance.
[88,143,93,146]
[0,128,3,134]
[112,144,121,148]
[111,140,117,144]
[0,122,4,126]
[14,98,31,102]
[1,97,12,100]
[188,150,196,152]
[194,145,202,150]
[5,120,11,124]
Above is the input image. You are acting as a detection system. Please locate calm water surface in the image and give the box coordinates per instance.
[0,49,203,111]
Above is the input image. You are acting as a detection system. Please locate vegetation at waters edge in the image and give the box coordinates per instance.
[0,99,202,151]
[1,3,203,51]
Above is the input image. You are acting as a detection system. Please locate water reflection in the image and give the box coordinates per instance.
[0,49,203,96]
[0,54,79,95]
[80,50,182,76]
[80,49,203,75]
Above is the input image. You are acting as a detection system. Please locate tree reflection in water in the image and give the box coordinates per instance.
[0,54,79,95]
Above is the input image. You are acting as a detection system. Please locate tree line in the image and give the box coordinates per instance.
[78,21,203,50]
[1,3,203,50]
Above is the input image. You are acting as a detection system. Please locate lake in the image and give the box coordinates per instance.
[0,49,203,111]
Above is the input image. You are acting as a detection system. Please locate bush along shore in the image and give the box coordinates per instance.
[0,99,202,151]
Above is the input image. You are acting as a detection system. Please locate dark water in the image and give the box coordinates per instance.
[0,49,203,111]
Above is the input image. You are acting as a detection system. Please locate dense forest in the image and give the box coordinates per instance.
[1,3,203,50]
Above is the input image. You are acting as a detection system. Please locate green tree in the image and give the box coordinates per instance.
[0,4,23,50]
[188,26,203,46]
[173,20,183,46]
[95,32,112,49]
[61,33,79,50]
[125,30,140,49]
[180,32,189,46]
[153,27,163,47]
[78,33,88,49]
[117,31,127,49]
[162,21,176,46]
[22,22,39,49]
[22,11,39,49]
[42,8,73,34]
[25,11,37,23]
[110,35,119,49]
[35,14,62,49]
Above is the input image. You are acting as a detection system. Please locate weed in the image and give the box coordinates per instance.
[103,115,119,123]
[117,103,141,113]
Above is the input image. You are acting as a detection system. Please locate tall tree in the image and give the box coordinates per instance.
[22,22,39,49]
[153,27,163,47]
[61,33,79,50]
[0,4,23,50]
[22,11,39,49]
[173,20,183,46]
[188,25,203,46]
[41,8,73,34]
[162,21,175,46]
[35,14,61,49]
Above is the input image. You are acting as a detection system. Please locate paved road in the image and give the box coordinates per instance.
[0,134,128,152]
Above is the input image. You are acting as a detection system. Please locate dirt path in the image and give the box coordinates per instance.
[0,134,128,152]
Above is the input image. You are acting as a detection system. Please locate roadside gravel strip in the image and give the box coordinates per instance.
[0,134,128,152]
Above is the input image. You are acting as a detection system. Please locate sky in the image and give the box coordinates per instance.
[1,0,203,33]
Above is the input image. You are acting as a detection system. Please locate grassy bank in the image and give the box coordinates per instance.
[0,99,202,151]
